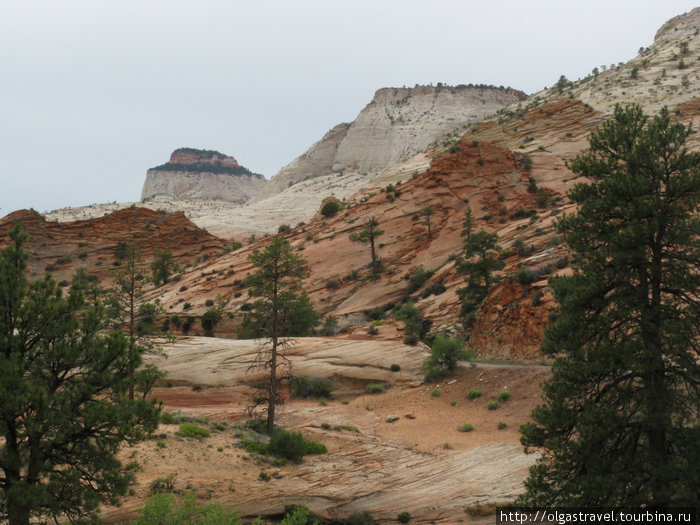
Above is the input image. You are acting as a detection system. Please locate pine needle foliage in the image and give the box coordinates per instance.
[519,105,700,508]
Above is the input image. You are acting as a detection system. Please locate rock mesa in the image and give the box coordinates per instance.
[141,147,266,204]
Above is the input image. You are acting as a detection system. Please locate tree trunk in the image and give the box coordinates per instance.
[267,336,277,433]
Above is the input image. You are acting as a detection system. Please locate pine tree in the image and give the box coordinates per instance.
[519,105,700,508]
[461,204,474,244]
[349,216,384,274]
[0,227,160,525]
[422,205,435,238]
[108,243,166,400]
[456,230,501,325]
[150,247,175,286]
[245,237,318,433]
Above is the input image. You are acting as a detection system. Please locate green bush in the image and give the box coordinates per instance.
[467,389,482,400]
[330,512,377,525]
[282,504,320,524]
[395,301,420,335]
[403,333,419,346]
[498,390,511,402]
[487,400,500,410]
[134,492,241,524]
[269,430,307,462]
[160,412,174,425]
[320,200,342,218]
[278,224,291,233]
[293,376,334,399]
[398,511,411,523]
[458,423,474,432]
[409,265,433,292]
[422,336,471,382]
[431,389,441,397]
[268,430,326,462]
[390,363,401,372]
[201,308,221,332]
[498,421,507,430]
[175,423,210,439]
[366,383,385,394]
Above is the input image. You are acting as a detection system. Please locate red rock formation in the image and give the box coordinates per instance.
[0,207,225,286]
[168,147,241,168]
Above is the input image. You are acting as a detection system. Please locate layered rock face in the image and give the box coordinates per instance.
[256,84,526,198]
[141,148,266,204]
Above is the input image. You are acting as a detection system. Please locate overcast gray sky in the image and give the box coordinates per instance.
[1,1,698,215]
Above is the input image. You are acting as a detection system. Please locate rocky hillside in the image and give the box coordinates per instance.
[141,147,266,204]
[0,207,225,286]
[13,8,700,360]
[137,9,700,360]
[256,85,525,199]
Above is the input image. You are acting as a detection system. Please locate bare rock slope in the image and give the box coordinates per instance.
[257,85,525,199]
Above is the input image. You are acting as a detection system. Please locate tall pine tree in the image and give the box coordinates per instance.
[519,105,700,508]
[245,237,318,433]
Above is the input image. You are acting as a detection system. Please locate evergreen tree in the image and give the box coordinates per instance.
[519,105,700,508]
[422,205,435,238]
[150,247,175,286]
[108,243,166,400]
[0,227,160,525]
[461,204,474,244]
[245,237,318,432]
[349,216,384,274]
[456,230,501,325]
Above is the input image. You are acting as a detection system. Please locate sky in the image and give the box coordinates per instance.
[1,1,698,215]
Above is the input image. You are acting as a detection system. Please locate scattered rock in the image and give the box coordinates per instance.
[405,413,416,420]
[386,414,400,423]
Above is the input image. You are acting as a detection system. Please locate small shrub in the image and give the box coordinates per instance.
[368,325,378,336]
[204,298,214,307]
[422,336,471,382]
[512,267,537,285]
[317,316,339,336]
[149,473,176,494]
[156,440,166,449]
[431,389,441,397]
[325,279,339,289]
[498,422,507,430]
[403,333,419,346]
[398,511,411,523]
[390,363,401,372]
[366,383,385,394]
[487,400,500,410]
[467,389,482,400]
[498,390,511,402]
[278,224,291,233]
[160,412,174,425]
[294,376,334,399]
[178,285,188,292]
[458,423,474,432]
[527,177,537,193]
[532,290,544,306]
[268,430,326,462]
[320,200,342,217]
[181,316,194,334]
[175,423,210,439]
